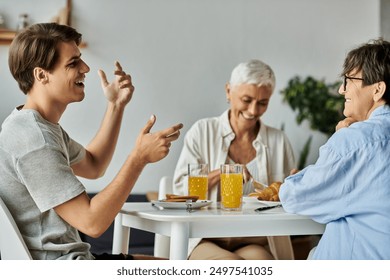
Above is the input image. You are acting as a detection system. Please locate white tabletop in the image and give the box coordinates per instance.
[112,201,325,259]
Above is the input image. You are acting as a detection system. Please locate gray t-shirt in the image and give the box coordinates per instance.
[0,108,93,259]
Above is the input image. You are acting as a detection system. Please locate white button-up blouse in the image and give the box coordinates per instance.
[172,110,297,259]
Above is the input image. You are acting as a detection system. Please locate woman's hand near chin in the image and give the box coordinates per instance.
[336,117,357,131]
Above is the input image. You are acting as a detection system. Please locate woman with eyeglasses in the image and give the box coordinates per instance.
[280,39,390,259]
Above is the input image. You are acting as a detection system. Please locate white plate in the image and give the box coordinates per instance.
[257,200,282,207]
[242,196,260,204]
[151,200,212,209]
[243,196,281,206]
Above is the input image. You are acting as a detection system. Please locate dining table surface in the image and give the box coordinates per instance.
[112,199,325,260]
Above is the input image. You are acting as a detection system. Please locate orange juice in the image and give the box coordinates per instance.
[188,176,208,200]
[220,173,243,210]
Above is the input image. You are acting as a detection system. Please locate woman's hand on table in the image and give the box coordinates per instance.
[208,169,221,190]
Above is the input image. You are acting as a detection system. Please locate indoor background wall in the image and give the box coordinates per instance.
[0,0,380,193]
[381,0,390,40]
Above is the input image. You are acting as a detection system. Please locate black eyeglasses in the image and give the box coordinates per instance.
[342,75,364,92]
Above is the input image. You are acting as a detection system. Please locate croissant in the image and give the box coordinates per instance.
[256,182,282,201]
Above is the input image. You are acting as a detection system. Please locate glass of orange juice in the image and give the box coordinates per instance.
[188,163,209,200]
[220,164,243,211]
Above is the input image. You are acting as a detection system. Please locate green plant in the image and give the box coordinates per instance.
[296,135,312,170]
[280,76,345,168]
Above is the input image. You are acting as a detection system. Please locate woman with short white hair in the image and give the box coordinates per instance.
[173,59,296,260]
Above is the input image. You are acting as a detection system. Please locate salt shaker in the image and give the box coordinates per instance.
[0,13,5,29]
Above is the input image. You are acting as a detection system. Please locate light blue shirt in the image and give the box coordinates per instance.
[280,105,390,260]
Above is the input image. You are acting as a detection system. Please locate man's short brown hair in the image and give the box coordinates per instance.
[8,23,82,94]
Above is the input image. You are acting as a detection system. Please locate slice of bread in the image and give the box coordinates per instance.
[164,194,199,202]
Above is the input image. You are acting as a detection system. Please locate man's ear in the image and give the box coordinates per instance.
[33,67,49,84]
[373,81,386,102]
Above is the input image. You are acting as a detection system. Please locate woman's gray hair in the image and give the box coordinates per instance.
[229,59,275,90]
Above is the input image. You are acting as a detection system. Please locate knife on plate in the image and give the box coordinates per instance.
[254,204,282,212]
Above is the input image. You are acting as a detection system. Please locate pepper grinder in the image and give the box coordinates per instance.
[17,13,29,31]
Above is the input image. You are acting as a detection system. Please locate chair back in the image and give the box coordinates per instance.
[153,176,173,258]
[157,176,174,200]
[0,196,32,260]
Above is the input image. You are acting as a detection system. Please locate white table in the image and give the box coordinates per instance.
[112,202,325,260]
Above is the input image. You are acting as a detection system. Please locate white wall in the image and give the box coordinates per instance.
[381,0,390,40]
[0,0,380,193]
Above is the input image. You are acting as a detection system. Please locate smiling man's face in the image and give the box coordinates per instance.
[44,41,90,106]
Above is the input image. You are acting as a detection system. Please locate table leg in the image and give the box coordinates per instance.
[169,221,189,260]
[112,213,130,254]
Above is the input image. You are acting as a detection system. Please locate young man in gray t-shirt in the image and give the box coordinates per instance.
[0,23,183,260]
